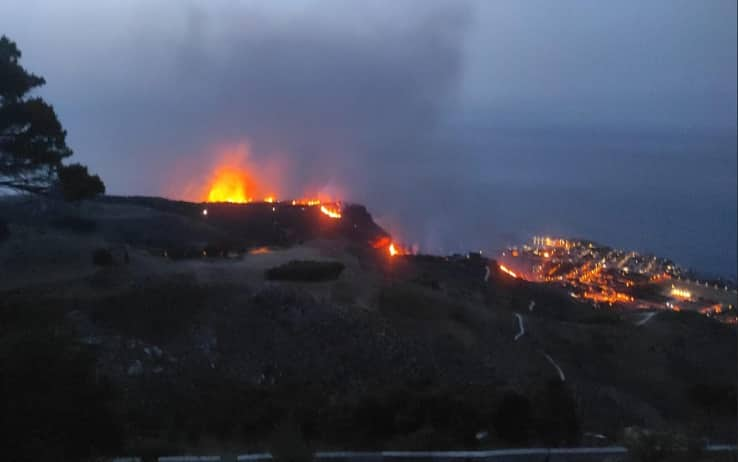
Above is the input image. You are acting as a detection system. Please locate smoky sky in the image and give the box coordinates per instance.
[1,0,736,276]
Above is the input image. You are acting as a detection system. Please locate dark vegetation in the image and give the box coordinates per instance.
[0,194,735,457]
[114,377,580,452]
[0,300,122,461]
[57,163,105,201]
[0,35,104,199]
[88,280,209,343]
[92,247,114,266]
[266,260,345,282]
[0,217,8,241]
[687,383,737,417]
[492,391,532,444]
[50,214,97,232]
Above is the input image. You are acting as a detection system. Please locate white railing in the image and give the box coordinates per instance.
[111,444,738,462]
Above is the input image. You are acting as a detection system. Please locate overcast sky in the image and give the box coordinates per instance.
[1,0,736,275]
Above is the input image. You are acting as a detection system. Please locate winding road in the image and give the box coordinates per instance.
[635,311,658,326]
[511,312,565,382]
[542,352,566,382]
[513,313,525,341]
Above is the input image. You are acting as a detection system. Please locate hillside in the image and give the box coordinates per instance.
[0,195,735,459]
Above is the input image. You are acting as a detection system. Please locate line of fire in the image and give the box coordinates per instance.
[496,236,737,323]
[197,164,411,259]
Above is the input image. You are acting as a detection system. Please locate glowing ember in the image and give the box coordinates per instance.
[249,246,271,255]
[499,264,518,278]
[371,236,392,249]
[320,204,342,219]
[293,199,322,206]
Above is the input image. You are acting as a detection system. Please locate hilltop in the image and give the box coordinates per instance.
[0,195,735,458]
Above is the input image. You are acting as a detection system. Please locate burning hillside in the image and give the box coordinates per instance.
[371,235,411,258]
[180,144,416,258]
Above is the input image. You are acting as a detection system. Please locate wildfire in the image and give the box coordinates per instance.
[320,204,342,219]
[370,236,409,257]
[249,246,272,255]
[387,241,412,257]
[499,264,518,278]
[292,199,322,206]
[206,167,255,203]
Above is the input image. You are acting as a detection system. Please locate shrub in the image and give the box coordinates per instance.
[533,380,580,446]
[0,327,123,460]
[493,391,532,445]
[265,260,345,282]
[623,427,687,462]
[378,284,454,320]
[57,163,105,201]
[0,218,8,242]
[89,280,206,343]
[270,416,313,462]
[331,280,356,305]
[50,215,97,233]
[92,247,114,266]
[687,383,737,416]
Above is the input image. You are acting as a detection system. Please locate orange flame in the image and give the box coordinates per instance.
[499,264,518,278]
[292,199,322,206]
[370,236,408,257]
[371,236,391,249]
[206,166,255,203]
[320,204,342,219]
[387,242,411,256]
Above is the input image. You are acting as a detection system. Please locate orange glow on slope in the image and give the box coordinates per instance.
[499,264,518,278]
[387,241,411,257]
[370,236,409,257]
[292,199,322,206]
[371,236,391,249]
[320,204,342,219]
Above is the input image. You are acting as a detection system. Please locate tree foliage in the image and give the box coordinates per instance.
[0,35,104,198]
[57,163,105,201]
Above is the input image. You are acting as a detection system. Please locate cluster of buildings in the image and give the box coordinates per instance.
[499,236,737,323]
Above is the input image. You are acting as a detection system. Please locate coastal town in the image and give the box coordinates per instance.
[498,236,738,323]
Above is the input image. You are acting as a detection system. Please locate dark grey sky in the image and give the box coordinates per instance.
[1,0,736,275]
